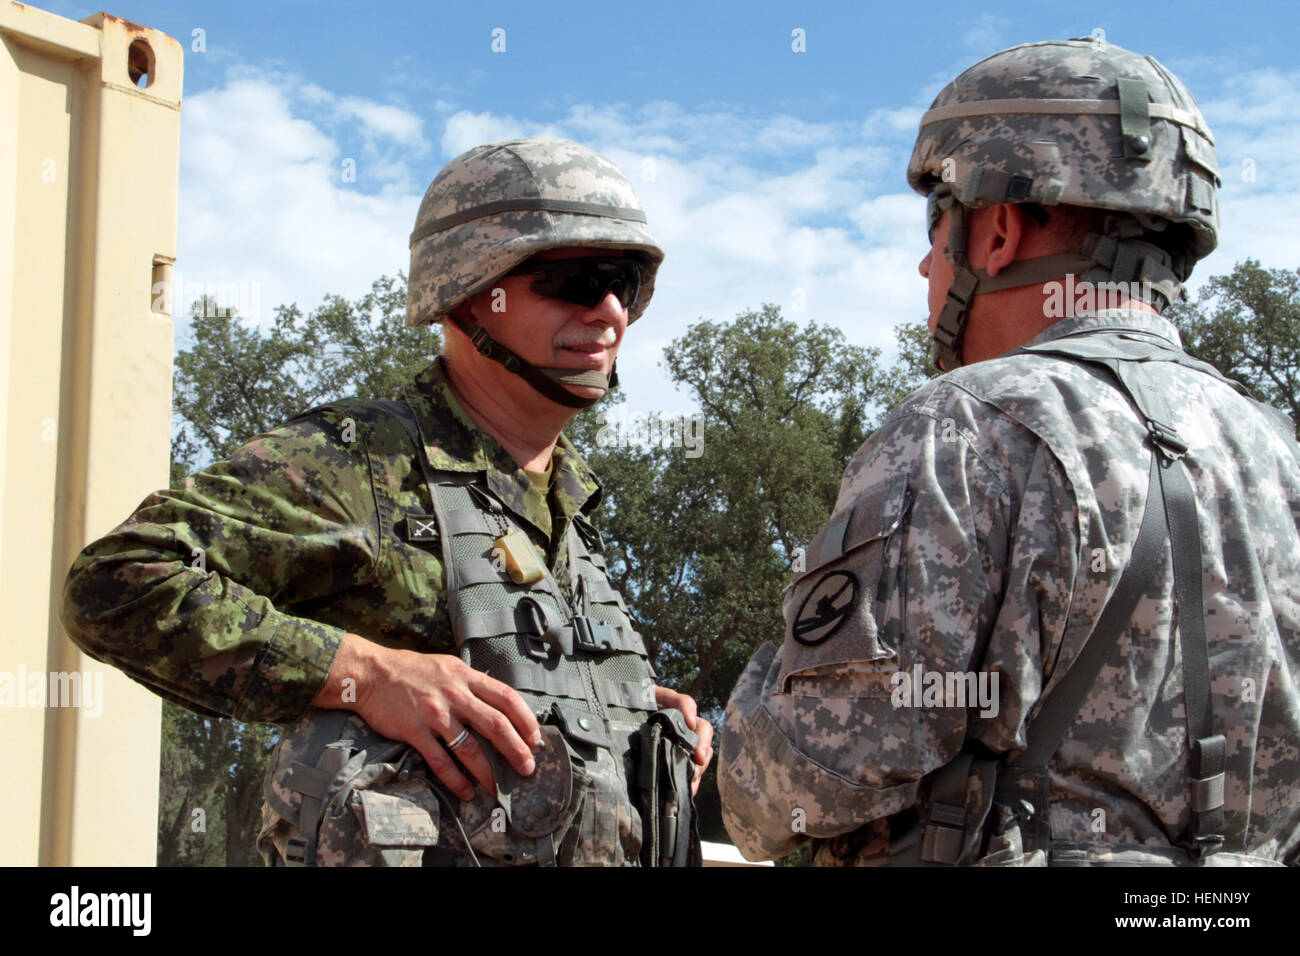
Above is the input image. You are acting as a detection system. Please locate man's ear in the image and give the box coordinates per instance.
[449,295,479,326]
[982,203,1025,278]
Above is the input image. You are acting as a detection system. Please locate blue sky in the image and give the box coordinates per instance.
[41,0,1300,414]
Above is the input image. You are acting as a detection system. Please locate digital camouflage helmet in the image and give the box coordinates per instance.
[907,38,1221,370]
[407,138,665,406]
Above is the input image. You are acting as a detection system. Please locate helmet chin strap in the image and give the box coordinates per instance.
[930,197,975,372]
[446,312,616,409]
[929,191,1185,372]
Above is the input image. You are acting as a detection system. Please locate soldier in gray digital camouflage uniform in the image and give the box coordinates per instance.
[719,39,1300,866]
[62,138,713,866]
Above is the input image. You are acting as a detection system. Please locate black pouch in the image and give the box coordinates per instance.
[635,708,702,867]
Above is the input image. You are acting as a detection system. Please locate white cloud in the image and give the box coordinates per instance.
[1187,67,1300,289]
[176,71,417,333]
[334,96,425,148]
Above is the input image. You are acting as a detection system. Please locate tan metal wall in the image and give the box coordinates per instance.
[0,3,181,866]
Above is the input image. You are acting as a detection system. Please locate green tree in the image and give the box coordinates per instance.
[1167,259,1300,437]
[161,275,438,865]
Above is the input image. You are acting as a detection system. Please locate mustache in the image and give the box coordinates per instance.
[554,326,617,348]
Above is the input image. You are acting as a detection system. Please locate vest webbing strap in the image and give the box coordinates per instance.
[281,709,355,866]
[1110,360,1225,854]
[456,558,531,587]
[439,509,501,536]
[1003,340,1225,856]
[458,608,649,656]
[574,570,623,607]
[491,662,650,712]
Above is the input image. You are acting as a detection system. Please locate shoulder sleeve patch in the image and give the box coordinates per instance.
[779,472,911,691]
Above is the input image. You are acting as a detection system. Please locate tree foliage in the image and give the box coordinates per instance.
[171,274,438,483]
[1167,259,1300,437]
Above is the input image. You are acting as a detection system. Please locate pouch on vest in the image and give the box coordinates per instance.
[258,710,442,867]
[440,722,592,866]
[635,708,703,867]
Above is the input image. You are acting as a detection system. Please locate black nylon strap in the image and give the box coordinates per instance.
[1143,391,1225,855]
[282,712,354,866]
[919,753,974,864]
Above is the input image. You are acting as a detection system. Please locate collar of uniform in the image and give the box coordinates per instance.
[1026,309,1184,350]
[405,358,603,530]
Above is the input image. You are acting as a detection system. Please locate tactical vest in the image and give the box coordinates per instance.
[258,398,700,867]
[833,328,1295,868]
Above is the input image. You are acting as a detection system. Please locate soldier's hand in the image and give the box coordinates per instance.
[316,634,542,802]
[652,685,715,796]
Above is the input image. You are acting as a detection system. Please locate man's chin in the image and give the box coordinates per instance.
[561,384,608,402]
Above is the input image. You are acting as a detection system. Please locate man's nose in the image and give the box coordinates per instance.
[586,289,629,326]
[919,250,932,279]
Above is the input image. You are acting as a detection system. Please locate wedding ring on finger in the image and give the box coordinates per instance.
[446,728,471,752]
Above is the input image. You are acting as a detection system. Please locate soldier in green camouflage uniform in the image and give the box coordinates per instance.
[61,138,714,866]
[719,40,1300,866]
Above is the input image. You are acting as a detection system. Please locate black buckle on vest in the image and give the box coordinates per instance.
[919,801,967,864]
[573,617,615,653]
[518,597,572,658]
[284,835,311,866]
[1146,419,1188,461]
[1187,733,1226,858]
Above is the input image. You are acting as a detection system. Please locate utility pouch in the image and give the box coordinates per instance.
[635,708,702,867]
[258,710,442,867]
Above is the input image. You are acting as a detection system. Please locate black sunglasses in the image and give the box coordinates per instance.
[506,256,644,309]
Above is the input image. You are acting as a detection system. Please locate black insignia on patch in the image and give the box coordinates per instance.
[792,571,859,646]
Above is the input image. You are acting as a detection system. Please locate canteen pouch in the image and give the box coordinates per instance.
[635,708,703,867]
[443,722,590,865]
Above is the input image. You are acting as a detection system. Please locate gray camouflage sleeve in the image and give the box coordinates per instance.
[719,390,1077,861]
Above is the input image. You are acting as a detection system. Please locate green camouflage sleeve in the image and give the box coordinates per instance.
[719,386,1077,861]
[60,403,380,723]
